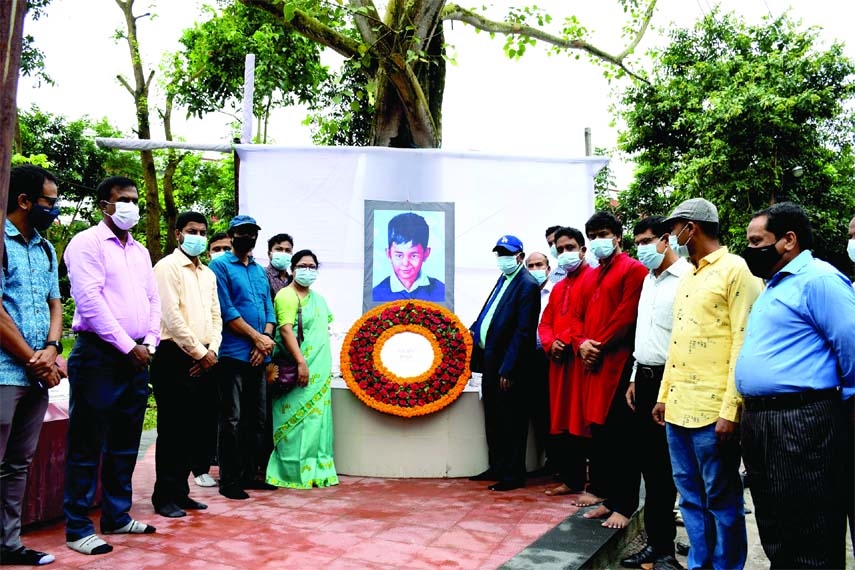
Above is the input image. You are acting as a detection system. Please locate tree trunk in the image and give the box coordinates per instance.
[116,0,162,261]
[161,90,182,254]
[0,0,27,262]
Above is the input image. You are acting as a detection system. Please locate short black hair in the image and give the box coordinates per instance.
[96,176,136,203]
[544,225,562,238]
[752,201,813,250]
[8,165,58,213]
[208,231,229,248]
[554,226,585,248]
[176,211,208,232]
[633,216,667,237]
[585,211,622,238]
[267,233,294,253]
[388,212,429,249]
[291,249,319,271]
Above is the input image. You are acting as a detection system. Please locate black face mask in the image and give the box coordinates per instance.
[742,242,782,279]
[30,204,60,231]
[231,235,257,253]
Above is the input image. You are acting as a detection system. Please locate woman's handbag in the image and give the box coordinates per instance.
[266,296,304,397]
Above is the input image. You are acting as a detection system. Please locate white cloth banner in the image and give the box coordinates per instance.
[235,145,605,344]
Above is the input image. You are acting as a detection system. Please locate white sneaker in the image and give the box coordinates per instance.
[194,474,217,487]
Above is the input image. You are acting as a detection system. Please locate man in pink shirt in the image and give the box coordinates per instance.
[62,177,160,556]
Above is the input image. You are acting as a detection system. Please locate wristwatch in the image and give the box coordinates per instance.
[44,340,63,353]
[143,343,156,355]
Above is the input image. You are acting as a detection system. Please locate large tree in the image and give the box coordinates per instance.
[201,0,657,148]
[616,10,855,273]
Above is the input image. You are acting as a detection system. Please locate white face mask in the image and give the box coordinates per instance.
[848,239,855,263]
[557,251,582,272]
[105,201,140,230]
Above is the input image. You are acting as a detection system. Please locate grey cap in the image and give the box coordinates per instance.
[664,198,719,225]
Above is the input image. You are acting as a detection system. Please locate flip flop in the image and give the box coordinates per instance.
[571,492,605,507]
[544,484,582,496]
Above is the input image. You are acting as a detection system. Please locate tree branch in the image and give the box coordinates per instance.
[441,2,652,83]
[144,69,155,92]
[617,0,657,61]
[238,0,363,59]
[117,74,134,96]
[348,0,381,45]
[383,53,437,147]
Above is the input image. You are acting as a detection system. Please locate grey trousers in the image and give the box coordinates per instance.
[0,385,48,550]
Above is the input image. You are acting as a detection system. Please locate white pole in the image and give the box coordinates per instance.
[241,54,256,144]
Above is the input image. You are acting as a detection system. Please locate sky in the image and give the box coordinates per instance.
[15,0,853,188]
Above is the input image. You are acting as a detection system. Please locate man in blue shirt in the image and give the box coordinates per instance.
[0,166,64,565]
[736,202,855,569]
[209,215,276,500]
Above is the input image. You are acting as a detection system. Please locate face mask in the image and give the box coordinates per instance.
[589,237,616,260]
[530,269,548,285]
[848,239,855,263]
[557,251,582,272]
[210,251,226,261]
[497,255,520,275]
[231,235,257,253]
[668,225,692,259]
[270,252,292,271]
[106,201,140,230]
[179,233,207,257]
[294,267,317,287]
[30,204,60,231]
[549,244,558,259]
[637,243,665,271]
[742,241,783,280]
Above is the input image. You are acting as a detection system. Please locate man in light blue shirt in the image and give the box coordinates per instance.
[736,202,855,569]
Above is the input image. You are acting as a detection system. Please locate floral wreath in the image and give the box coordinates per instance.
[340,300,473,418]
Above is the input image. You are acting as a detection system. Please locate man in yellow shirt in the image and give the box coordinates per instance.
[652,198,762,570]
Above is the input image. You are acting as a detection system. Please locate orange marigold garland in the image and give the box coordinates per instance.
[340,301,474,418]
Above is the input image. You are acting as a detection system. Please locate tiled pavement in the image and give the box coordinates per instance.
[19,442,587,569]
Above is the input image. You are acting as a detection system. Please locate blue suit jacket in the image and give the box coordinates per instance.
[471,269,541,380]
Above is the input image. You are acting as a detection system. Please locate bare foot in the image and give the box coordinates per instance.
[571,492,605,507]
[583,504,611,519]
[601,511,630,529]
[544,484,580,497]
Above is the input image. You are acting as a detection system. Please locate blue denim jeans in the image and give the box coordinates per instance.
[63,334,149,540]
[666,423,747,570]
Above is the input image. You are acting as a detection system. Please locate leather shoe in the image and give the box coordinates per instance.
[621,545,656,568]
[219,485,249,500]
[468,469,499,482]
[676,541,690,556]
[154,503,187,518]
[243,480,277,491]
[176,498,207,510]
[488,479,524,491]
[653,555,685,570]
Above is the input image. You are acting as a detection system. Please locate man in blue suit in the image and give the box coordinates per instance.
[469,235,541,491]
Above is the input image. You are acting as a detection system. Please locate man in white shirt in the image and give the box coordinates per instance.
[526,251,553,474]
[621,216,690,570]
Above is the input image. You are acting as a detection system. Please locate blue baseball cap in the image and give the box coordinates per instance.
[228,214,261,231]
[493,235,524,254]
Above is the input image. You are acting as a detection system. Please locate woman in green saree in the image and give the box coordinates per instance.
[266,250,338,489]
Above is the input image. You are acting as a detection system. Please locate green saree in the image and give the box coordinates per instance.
[266,287,338,489]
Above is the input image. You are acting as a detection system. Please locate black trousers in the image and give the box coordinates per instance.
[482,367,528,482]
[590,363,640,517]
[742,395,847,569]
[525,350,553,469]
[150,341,216,507]
[553,433,591,491]
[634,366,677,555]
[216,357,267,490]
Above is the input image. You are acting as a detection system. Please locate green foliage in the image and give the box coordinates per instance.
[173,2,328,140]
[617,10,855,273]
[168,154,236,234]
[20,0,54,85]
[305,61,373,146]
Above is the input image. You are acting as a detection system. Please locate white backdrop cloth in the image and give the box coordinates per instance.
[235,145,605,353]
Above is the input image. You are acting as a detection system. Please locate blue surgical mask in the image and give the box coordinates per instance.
[557,251,582,273]
[179,233,207,257]
[669,225,692,259]
[637,243,665,271]
[589,238,616,260]
[549,244,558,259]
[270,252,292,271]
[497,255,520,275]
[294,267,317,287]
[530,269,548,285]
[209,251,226,261]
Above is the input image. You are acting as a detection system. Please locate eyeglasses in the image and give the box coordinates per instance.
[295,264,318,271]
[38,195,61,207]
